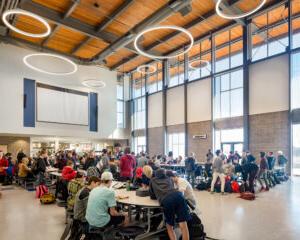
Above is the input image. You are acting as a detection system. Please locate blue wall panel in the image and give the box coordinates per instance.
[23,78,36,127]
[89,92,98,132]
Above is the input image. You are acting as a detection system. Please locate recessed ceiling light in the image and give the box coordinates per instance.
[2,9,51,38]
[215,0,266,20]
[136,64,157,74]
[82,79,106,89]
[23,53,77,75]
[134,25,194,59]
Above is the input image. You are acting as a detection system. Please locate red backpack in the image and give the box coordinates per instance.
[36,185,49,198]
[231,181,240,193]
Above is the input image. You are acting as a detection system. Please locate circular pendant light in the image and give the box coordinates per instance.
[23,53,78,75]
[189,59,210,70]
[2,9,51,38]
[134,25,194,59]
[136,64,157,74]
[215,0,266,20]
[82,79,106,89]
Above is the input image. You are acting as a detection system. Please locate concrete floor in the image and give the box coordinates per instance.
[1,178,300,240]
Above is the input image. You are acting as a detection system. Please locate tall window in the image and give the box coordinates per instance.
[188,38,212,81]
[214,69,243,119]
[147,62,163,94]
[292,0,300,49]
[168,133,185,158]
[132,97,146,130]
[133,136,146,154]
[251,4,289,61]
[214,25,243,73]
[117,75,125,128]
[214,128,244,154]
[169,56,185,87]
[291,51,300,110]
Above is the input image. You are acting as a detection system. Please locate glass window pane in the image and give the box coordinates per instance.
[221,73,230,91]
[231,69,243,89]
[252,42,267,61]
[230,88,243,117]
[292,18,300,49]
[215,47,230,73]
[231,52,243,68]
[221,128,244,142]
[268,36,288,56]
[292,52,300,109]
[221,91,230,118]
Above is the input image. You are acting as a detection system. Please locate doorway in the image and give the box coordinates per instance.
[221,142,243,156]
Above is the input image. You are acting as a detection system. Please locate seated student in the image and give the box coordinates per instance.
[149,168,190,240]
[62,160,77,182]
[18,157,34,179]
[109,157,119,179]
[166,171,196,208]
[141,165,153,188]
[86,172,127,230]
[70,176,101,239]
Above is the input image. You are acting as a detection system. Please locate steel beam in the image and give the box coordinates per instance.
[71,0,135,55]
[91,0,192,63]
[110,0,241,70]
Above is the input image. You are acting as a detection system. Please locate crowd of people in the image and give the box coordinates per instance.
[0,146,289,240]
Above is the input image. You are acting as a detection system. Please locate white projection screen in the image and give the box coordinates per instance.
[36,83,89,125]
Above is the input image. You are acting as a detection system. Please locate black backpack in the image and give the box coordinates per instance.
[196,181,207,191]
[181,213,206,240]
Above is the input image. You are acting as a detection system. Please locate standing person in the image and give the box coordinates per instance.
[206,149,214,163]
[227,151,235,164]
[239,162,259,194]
[267,152,276,187]
[246,151,256,164]
[185,153,196,187]
[83,152,96,170]
[0,151,9,183]
[35,149,49,184]
[241,151,248,165]
[86,172,127,230]
[17,149,26,164]
[100,149,110,170]
[167,151,174,164]
[119,147,136,181]
[210,150,226,195]
[137,152,148,167]
[149,169,190,240]
[166,171,196,208]
[257,152,270,192]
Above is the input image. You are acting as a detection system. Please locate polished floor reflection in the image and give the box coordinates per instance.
[1,178,300,240]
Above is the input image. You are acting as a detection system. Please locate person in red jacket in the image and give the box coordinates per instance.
[0,151,9,182]
[119,147,136,182]
[62,160,77,182]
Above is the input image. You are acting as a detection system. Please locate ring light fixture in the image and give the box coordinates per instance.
[2,9,51,38]
[82,79,106,89]
[134,25,194,59]
[23,53,78,75]
[215,0,266,20]
[189,59,210,70]
[136,64,157,74]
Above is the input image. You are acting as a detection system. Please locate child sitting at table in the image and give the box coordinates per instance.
[62,160,77,182]
[149,168,190,240]
[86,172,128,230]
[18,157,34,179]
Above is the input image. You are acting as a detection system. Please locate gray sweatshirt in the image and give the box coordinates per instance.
[149,171,176,204]
[212,156,224,173]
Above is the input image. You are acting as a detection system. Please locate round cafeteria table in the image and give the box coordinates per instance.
[114,189,165,240]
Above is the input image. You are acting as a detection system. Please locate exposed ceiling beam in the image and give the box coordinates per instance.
[71,0,135,55]
[90,0,192,64]
[41,0,80,46]
[18,0,139,54]
[110,0,241,70]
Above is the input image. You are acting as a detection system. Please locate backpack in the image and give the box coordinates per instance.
[225,181,232,193]
[239,192,255,201]
[67,179,84,210]
[36,184,49,198]
[185,212,206,240]
[196,181,208,191]
[231,181,240,193]
[40,193,56,204]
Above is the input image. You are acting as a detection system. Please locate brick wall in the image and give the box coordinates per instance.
[249,111,290,161]
[187,121,212,162]
[148,127,164,156]
[0,136,30,160]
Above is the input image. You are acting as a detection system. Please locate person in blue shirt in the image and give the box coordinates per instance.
[85,172,127,229]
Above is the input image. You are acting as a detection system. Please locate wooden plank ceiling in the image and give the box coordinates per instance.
[4,0,300,79]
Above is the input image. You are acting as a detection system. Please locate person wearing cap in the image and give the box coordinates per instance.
[149,168,190,240]
[166,171,196,208]
[85,172,127,230]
